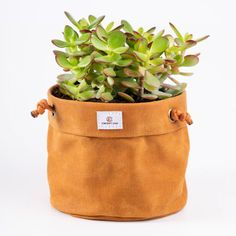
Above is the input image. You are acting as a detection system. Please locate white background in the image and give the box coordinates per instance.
[1,0,236,235]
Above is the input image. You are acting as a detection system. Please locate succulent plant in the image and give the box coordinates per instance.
[52,12,208,102]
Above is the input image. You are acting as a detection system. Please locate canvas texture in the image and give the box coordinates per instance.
[47,86,190,221]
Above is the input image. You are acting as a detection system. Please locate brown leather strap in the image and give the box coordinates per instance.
[31,99,54,118]
[170,108,193,125]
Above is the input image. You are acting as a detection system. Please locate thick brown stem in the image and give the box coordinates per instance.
[139,76,144,98]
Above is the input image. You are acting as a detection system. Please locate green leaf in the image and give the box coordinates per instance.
[185,40,197,48]
[150,37,169,55]
[174,38,183,46]
[153,29,165,39]
[148,66,166,74]
[95,54,121,63]
[141,94,158,100]
[117,92,135,102]
[61,83,79,98]
[90,51,103,58]
[96,75,106,83]
[91,35,108,51]
[88,15,96,23]
[132,31,142,39]
[133,51,148,61]
[164,59,176,64]
[94,56,113,63]
[181,55,199,67]
[144,82,157,92]
[106,22,114,32]
[108,31,126,49]
[174,55,184,65]
[107,77,114,86]
[64,25,75,42]
[134,39,148,53]
[166,83,187,96]
[179,72,193,76]
[184,33,193,41]
[53,50,69,57]
[169,22,184,43]
[101,92,113,102]
[77,55,92,68]
[152,90,172,98]
[89,15,105,29]
[146,27,156,34]
[113,59,133,67]
[69,51,88,57]
[138,27,144,34]
[123,68,142,77]
[51,39,69,48]
[55,54,73,69]
[121,20,133,33]
[149,58,164,66]
[103,68,116,77]
[57,74,75,82]
[96,85,105,99]
[64,11,80,28]
[69,57,79,66]
[195,35,210,43]
[121,80,140,89]
[78,90,96,100]
[78,18,89,30]
[112,46,129,54]
[144,71,160,88]
[71,68,87,79]
[78,79,89,92]
[74,33,90,45]
[113,25,125,32]
[96,25,108,41]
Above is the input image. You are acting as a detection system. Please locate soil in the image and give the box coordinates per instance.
[52,86,155,103]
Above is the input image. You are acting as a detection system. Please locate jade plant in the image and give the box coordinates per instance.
[52,12,208,102]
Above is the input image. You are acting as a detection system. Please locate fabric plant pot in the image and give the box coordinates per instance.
[33,85,191,221]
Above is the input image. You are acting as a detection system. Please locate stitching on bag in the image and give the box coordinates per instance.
[48,124,187,139]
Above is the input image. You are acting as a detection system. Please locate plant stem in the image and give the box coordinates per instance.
[139,76,144,98]
[161,83,177,90]
[167,75,180,85]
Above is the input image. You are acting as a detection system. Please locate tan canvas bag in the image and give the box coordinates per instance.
[32,85,191,221]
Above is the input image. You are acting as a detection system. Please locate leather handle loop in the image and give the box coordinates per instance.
[169,108,193,125]
[31,99,54,118]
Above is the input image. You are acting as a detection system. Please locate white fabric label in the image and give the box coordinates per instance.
[96,111,123,130]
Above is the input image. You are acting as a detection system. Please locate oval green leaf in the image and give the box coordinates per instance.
[89,15,105,29]
[52,39,70,48]
[103,68,116,77]
[181,55,199,67]
[117,92,135,102]
[96,25,108,41]
[77,55,92,68]
[91,35,108,51]
[150,37,169,55]
[144,71,160,88]
[55,54,73,69]
[121,20,133,33]
[64,11,80,28]
[112,46,129,54]
[113,59,132,67]
[64,25,75,42]
[101,92,113,102]
[141,94,158,100]
[108,31,126,49]
[74,33,90,45]
[121,80,140,89]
